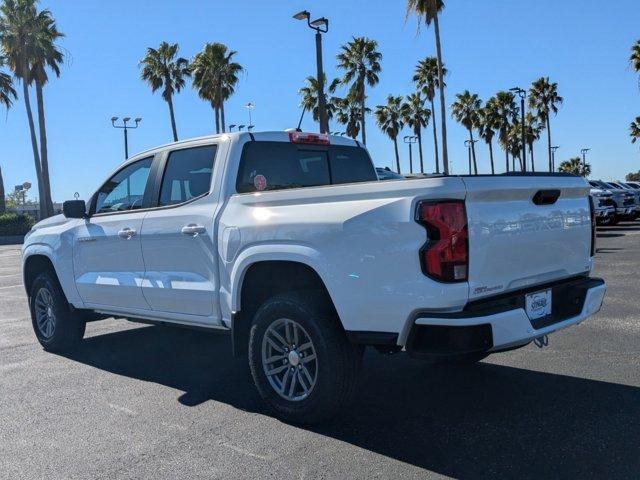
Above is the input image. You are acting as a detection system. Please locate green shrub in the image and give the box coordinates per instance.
[0,213,36,236]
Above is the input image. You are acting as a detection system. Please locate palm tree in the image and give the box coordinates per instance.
[630,39,640,90]
[402,92,430,173]
[299,74,336,125]
[631,116,640,144]
[28,9,63,218]
[191,43,242,134]
[0,0,60,218]
[0,56,17,214]
[140,42,190,142]
[529,77,563,172]
[489,92,518,172]
[413,57,446,174]
[407,0,449,174]
[524,112,544,172]
[558,157,590,176]
[332,92,364,140]
[508,123,524,171]
[477,104,498,174]
[375,95,406,174]
[336,37,382,145]
[451,90,481,174]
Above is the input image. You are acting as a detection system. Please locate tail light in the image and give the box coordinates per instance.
[416,200,468,282]
[588,196,596,257]
[288,131,330,145]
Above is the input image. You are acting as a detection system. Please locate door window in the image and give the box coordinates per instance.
[95,157,153,214]
[159,145,217,206]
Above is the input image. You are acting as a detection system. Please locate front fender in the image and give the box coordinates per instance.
[22,241,83,306]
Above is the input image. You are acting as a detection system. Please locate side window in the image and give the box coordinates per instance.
[236,142,330,193]
[329,147,377,184]
[95,157,153,214]
[159,145,217,207]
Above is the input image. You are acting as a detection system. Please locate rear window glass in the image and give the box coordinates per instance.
[159,145,217,206]
[236,141,376,193]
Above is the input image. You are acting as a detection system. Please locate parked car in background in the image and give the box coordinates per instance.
[375,167,404,181]
[589,187,615,225]
[589,180,635,222]
[608,181,640,219]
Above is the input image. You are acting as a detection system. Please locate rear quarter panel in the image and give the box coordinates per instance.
[220,176,469,334]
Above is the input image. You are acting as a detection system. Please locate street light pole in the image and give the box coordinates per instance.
[111,117,141,159]
[581,148,591,176]
[550,146,560,171]
[404,136,418,174]
[245,102,255,130]
[293,10,329,134]
[510,87,527,172]
[464,139,478,175]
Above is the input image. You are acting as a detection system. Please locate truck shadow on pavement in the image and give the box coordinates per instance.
[64,324,640,479]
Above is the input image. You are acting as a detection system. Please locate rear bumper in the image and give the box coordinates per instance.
[405,277,606,357]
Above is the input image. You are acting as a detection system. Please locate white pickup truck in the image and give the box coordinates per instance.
[22,131,606,422]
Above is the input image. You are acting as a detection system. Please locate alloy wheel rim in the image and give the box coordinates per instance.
[261,318,318,401]
[34,287,56,339]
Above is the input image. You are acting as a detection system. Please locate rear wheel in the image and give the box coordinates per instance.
[248,292,361,424]
[29,271,86,352]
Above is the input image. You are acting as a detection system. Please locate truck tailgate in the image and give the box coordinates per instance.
[462,175,592,300]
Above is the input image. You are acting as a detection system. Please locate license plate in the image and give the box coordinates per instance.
[525,289,552,320]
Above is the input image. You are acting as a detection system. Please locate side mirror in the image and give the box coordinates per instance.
[63,200,87,219]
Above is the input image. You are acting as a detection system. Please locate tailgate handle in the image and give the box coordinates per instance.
[532,189,561,205]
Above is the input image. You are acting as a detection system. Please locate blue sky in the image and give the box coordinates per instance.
[1,0,639,201]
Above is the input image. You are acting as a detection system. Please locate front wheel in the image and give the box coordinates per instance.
[248,292,361,424]
[29,271,86,352]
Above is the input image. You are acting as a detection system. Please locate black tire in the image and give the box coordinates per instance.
[248,292,361,424]
[29,271,86,352]
[609,214,619,226]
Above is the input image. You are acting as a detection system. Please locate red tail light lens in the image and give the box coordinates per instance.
[288,131,330,145]
[416,200,469,282]
[588,195,596,257]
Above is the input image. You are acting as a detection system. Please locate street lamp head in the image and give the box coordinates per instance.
[238,124,246,131]
[123,117,131,123]
[111,116,118,123]
[248,125,255,131]
[245,102,255,110]
[293,10,310,20]
[310,17,328,29]
[135,117,142,124]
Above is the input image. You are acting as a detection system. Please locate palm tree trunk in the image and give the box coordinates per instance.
[529,143,535,172]
[35,80,53,218]
[213,105,220,134]
[360,86,367,145]
[488,140,495,174]
[433,13,448,175]
[469,129,478,174]
[393,138,401,174]
[429,97,440,173]
[22,78,45,219]
[417,130,424,173]
[0,165,5,214]
[167,95,178,142]
[546,115,552,172]
[505,150,509,172]
[221,101,226,133]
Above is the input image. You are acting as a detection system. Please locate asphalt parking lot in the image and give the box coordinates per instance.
[1,224,639,480]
